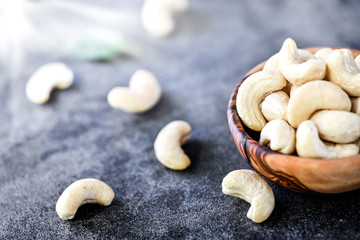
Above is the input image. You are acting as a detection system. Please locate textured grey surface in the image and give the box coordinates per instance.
[0,0,360,239]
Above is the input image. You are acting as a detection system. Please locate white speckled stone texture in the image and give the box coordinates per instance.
[0,0,359,239]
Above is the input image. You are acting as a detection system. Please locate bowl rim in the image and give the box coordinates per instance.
[227,47,360,193]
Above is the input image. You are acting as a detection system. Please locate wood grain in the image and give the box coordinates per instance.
[227,47,360,193]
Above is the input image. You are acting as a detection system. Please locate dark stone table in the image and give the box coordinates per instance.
[0,0,359,239]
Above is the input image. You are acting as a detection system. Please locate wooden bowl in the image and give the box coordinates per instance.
[227,47,360,194]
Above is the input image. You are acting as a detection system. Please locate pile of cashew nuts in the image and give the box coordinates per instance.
[237,38,360,159]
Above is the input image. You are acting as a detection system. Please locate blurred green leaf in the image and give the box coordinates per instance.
[72,33,126,61]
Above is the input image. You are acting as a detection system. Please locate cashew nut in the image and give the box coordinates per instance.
[263,49,315,75]
[141,0,189,38]
[107,69,162,113]
[56,178,115,220]
[262,49,312,97]
[236,71,286,131]
[278,38,326,85]
[154,120,191,170]
[222,169,275,223]
[327,49,360,96]
[314,48,333,63]
[260,91,289,122]
[259,119,295,154]
[25,62,74,104]
[296,120,359,159]
[310,110,360,143]
[351,97,360,115]
[287,80,351,128]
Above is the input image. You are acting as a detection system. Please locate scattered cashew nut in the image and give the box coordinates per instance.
[141,0,189,38]
[260,91,289,122]
[278,38,326,85]
[25,62,74,104]
[327,49,360,96]
[56,178,115,220]
[154,120,191,170]
[310,110,360,144]
[296,120,359,159]
[236,71,286,131]
[107,69,162,113]
[222,169,275,223]
[259,119,295,154]
[287,80,351,128]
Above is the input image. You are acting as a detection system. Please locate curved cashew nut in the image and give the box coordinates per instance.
[314,47,333,63]
[351,97,360,115]
[107,69,162,113]
[263,49,314,74]
[259,119,295,154]
[310,110,360,143]
[56,178,115,220]
[154,120,191,170]
[327,49,360,96]
[236,71,286,131]
[287,80,351,128]
[222,170,275,223]
[296,120,359,159]
[26,62,74,104]
[141,0,189,38]
[278,38,326,85]
[260,91,289,122]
